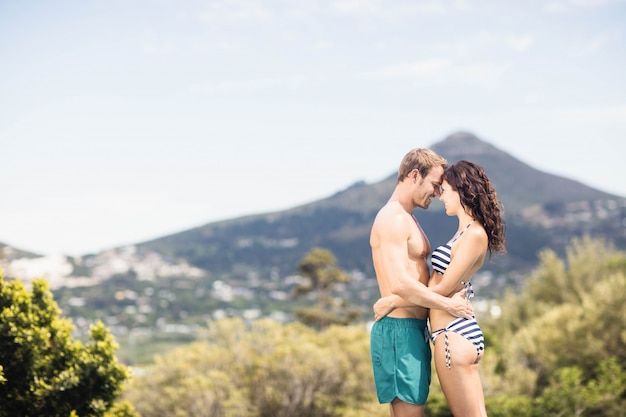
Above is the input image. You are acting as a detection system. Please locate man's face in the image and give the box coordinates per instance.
[413,165,444,209]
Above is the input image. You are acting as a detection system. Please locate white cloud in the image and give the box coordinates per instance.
[353,59,451,81]
[543,2,568,12]
[505,35,534,52]
[142,38,177,55]
[572,0,626,7]
[429,32,497,58]
[190,0,455,23]
[555,105,626,123]
[191,75,311,93]
[140,30,243,56]
[197,0,276,23]
[215,40,244,51]
[574,29,622,55]
[184,0,474,22]
[544,0,625,12]
[353,59,509,89]
[330,0,381,16]
[524,92,548,104]
[313,40,334,49]
[328,0,466,19]
[430,32,531,58]
[450,62,511,89]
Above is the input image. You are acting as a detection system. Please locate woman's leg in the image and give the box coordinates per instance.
[433,331,487,417]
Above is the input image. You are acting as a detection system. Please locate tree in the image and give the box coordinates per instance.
[534,357,626,417]
[496,236,625,334]
[0,272,130,417]
[491,237,626,393]
[291,247,361,329]
[103,401,140,417]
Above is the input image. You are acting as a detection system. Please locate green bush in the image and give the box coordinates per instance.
[0,273,130,417]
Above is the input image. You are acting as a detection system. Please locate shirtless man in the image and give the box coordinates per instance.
[370,147,473,417]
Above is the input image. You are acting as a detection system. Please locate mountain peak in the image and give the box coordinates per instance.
[433,131,506,160]
[443,130,482,143]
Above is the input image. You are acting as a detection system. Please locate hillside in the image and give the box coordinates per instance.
[139,131,625,284]
[0,242,40,261]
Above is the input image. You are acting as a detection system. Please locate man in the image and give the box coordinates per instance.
[370,147,473,417]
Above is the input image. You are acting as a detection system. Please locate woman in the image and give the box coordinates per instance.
[374,160,506,417]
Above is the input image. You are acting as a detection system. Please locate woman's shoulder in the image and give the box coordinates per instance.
[465,224,488,247]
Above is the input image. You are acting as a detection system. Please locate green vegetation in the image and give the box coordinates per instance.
[292,247,362,329]
[119,236,626,416]
[0,272,136,417]
[122,318,383,417]
[472,235,626,416]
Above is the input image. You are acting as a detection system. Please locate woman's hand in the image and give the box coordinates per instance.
[373,295,399,321]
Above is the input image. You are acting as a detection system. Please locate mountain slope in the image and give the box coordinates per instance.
[139,131,626,291]
[0,242,41,261]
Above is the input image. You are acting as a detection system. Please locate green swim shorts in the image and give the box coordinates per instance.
[370,316,432,405]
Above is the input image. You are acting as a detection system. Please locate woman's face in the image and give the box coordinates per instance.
[439,180,462,216]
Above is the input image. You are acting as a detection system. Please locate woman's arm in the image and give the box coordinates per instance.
[373,290,469,321]
[429,230,487,296]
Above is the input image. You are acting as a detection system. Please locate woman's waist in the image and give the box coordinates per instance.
[428,309,459,329]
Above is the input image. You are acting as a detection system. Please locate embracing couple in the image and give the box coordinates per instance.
[370,147,506,417]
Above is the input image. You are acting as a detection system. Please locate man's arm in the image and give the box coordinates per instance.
[372,294,409,320]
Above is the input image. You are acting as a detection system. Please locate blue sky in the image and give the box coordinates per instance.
[1,0,625,256]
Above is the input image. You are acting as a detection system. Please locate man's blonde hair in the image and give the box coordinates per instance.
[397,148,448,183]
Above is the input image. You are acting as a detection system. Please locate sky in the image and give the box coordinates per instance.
[1,0,626,257]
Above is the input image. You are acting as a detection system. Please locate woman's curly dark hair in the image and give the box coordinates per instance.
[443,160,506,256]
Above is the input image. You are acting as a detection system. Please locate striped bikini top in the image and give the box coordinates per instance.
[431,221,474,275]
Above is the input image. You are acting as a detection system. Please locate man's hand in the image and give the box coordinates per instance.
[447,289,474,319]
[373,295,397,321]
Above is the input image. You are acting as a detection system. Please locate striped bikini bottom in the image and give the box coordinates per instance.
[430,316,485,369]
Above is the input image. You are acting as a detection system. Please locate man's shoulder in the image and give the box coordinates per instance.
[377,200,404,215]
[373,202,412,232]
